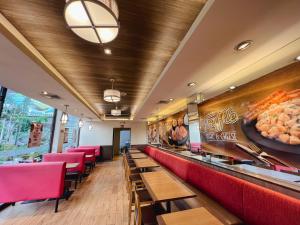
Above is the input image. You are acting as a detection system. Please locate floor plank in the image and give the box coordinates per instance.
[0,157,129,225]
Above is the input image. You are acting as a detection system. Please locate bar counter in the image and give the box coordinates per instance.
[147,145,300,199]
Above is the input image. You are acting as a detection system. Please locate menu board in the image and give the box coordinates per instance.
[198,62,300,168]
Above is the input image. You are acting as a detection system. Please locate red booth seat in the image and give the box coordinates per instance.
[78,146,101,157]
[243,182,300,225]
[0,162,66,212]
[67,148,96,164]
[143,146,300,225]
[43,152,85,174]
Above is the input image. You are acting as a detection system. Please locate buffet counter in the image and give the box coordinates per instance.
[147,145,300,199]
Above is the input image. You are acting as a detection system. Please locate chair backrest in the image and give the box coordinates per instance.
[0,162,66,203]
[134,190,142,225]
[43,152,85,173]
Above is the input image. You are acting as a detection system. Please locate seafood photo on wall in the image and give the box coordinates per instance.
[243,89,300,145]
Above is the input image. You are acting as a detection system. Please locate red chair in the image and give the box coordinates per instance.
[78,146,101,157]
[43,153,85,188]
[0,162,66,212]
[67,148,96,173]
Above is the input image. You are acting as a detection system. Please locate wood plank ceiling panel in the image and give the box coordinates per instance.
[0,0,206,117]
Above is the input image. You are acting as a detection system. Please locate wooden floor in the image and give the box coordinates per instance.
[0,157,129,225]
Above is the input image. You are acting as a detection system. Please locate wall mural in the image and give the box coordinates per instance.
[148,111,190,148]
[198,62,300,169]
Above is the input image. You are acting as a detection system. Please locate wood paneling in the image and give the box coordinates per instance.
[0,0,206,116]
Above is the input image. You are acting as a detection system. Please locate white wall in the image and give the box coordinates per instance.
[79,121,147,146]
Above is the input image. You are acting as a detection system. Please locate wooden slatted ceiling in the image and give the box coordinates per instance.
[0,0,206,117]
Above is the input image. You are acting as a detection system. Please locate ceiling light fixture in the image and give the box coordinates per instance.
[41,91,48,95]
[104,48,112,55]
[104,79,121,102]
[88,124,93,130]
[78,114,84,128]
[64,0,120,44]
[295,55,300,61]
[169,98,174,101]
[111,106,121,116]
[61,105,69,124]
[187,82,197,87]
[234,40,253,51]
[229,86,236,90]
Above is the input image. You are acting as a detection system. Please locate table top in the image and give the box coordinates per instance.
[66,163,79,169]
[130,153,148,159]
[157,207,223,225]
[141,171,196,202]
[85,154,93,158]
[129,149,141,154]
[133,158,160,169]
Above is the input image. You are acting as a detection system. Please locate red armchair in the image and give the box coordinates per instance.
[0,162,66,212]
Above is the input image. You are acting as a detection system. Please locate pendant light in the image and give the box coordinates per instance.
[88,124,93,130]
[78,114,84,128]
[61,105,69,124]
[104,79,121,102]
[64,0,119,44]
[111,106,121,116]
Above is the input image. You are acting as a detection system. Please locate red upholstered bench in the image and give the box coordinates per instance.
[67,148,96,172]
[144,146,300,225]
[78,146,101,157]
[43,153,85,188]
[0,162,66,212]
[243,181,300,225]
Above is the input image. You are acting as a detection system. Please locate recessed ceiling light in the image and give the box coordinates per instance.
[104,48,112,55]
[41,91,48,95]
[295,55,300,61]
[169,98,174,101]
[234,40,253,51]
[187,82,197,87]
[229,86,236,90]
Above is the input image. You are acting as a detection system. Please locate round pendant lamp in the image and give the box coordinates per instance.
[61,105,69,124]
[111,107,121,116]
[64,0,119,44]
[104,79,120,102]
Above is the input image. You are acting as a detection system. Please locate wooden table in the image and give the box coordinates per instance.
[157,208,223,225]
[129,149,141,154]
[133,158,160,170]
[130,153,148,159]
[141,171,196,212]
[66,163,79,169]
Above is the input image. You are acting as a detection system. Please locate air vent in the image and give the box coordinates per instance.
[157,100,169,104]
[40,92,61,100]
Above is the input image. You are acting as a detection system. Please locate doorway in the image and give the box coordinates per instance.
[113,128,131,155]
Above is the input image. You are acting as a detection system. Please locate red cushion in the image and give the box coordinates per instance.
[0,162,66,203]
[43,152,85,173]
[187,162,244,218]
[79,146,101,156]
[243,182,300,225]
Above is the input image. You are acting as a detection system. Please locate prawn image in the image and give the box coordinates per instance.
[244,89,300,145]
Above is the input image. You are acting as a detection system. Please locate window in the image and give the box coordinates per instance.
[63,114,79,150]
[0,89,55,164]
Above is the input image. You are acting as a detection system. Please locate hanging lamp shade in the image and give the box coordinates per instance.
[64,0,119,44]
[78,119,84,128]
[61,105,69,124]
[104,89,120,102]
[111,107,121,116]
